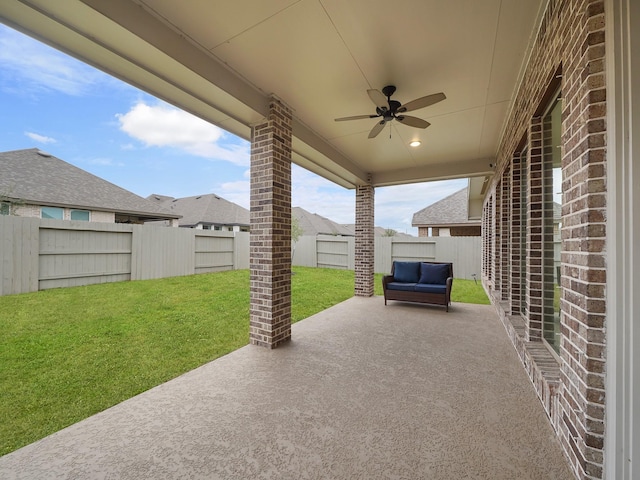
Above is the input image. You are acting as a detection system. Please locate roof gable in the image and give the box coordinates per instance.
[293,207,353,236]
[412,187,479,227]
[148,193,249,227]
[0,148,179,219]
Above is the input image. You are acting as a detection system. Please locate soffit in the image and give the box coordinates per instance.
[0,0,545,188]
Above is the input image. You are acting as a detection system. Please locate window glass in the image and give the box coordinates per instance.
[70,209,90,221]
[543,93,563,353]
[41,206,63,219]
[1,202,9,215]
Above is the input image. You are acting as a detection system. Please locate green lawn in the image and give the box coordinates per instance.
[0,267,488,456]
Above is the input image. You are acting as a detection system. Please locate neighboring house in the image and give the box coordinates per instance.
[412,187,481,237]
[147,193,250,232]
[293,206,353,236]
[341,224,414,238]
[293,207,413,238]
[0,148,180,225]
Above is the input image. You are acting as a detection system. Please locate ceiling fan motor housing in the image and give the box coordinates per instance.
[382,85,397,97]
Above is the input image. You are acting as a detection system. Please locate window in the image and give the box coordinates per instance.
[1,202,9,215]
[70,209,90,221]
[542,91,563,353]
[41,206,63,219]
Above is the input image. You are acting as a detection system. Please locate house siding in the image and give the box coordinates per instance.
[9,203,115,223]
[483,0,607,479]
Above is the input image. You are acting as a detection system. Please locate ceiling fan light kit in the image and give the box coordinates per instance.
[335,85,445,139]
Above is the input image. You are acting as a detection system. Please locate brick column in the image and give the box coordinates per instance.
[249,97,292,348]
[527,116,544,340]
[354,184,374,296]
[558,5,607,476]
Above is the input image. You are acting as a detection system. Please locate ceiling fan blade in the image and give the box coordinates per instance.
[397,92,446,113]
[368,120,386,138]
[335,114,378,122]
[367,89,388,109]
[397,116,431,129]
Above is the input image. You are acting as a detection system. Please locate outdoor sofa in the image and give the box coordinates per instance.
[382,261,453,312]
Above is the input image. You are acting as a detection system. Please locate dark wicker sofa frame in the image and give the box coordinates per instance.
[382,261,454,312]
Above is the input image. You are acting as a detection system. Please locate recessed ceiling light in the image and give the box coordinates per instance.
[409,141,421,147]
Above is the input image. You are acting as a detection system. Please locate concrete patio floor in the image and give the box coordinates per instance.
[0,296,574,479]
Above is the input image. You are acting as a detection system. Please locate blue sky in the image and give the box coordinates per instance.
[0,24,467,234]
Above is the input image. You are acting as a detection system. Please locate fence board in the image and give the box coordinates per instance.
[234,232,249,270]
[195,232,235,273]
[0,216,39,295]
[39,223,133,290]
[1,216,483,296]
[133,225,194,280]
[317,236,351,270]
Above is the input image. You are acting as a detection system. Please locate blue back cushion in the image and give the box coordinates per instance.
[393,261,421,283]
[419,263,450,285]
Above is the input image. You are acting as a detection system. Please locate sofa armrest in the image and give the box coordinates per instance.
[382,274,394,290]
[446,276,453,298]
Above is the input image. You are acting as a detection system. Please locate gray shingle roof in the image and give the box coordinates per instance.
[148,193,250,228]
[341,224,414,238]
[293,207,353,236]
[412,187,479,227]
[0,148,179,220]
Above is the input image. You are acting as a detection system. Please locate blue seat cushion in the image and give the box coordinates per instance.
[419,263,450,285]
[393,261,421,283]
[386,282,417,292]
[414,283,447,294]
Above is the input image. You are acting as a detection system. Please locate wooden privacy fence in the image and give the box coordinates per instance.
[1,216,481,296]
[292,235,482,280]
[0,216,249,296]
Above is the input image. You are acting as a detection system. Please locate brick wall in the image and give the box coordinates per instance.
[10,204,116,223]
[249,97,293,348]
[482,0,608,478]
[451,226,481,236]
[354,184,374,296]
[510,152,523,315]
[500,167,511,301]
[527,116,544,341]
[418,225,480,237]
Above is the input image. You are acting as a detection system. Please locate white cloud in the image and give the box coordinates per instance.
[86,157,124,167]
[292,166,354,223]
[218,180,250,209]
[375,179,468,234]
[24,131,56,144]
[116,102,250,166]
[217,165,467,235]
[0,25,113,96]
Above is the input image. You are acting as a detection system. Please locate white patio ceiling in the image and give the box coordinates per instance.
[0,0,545,189]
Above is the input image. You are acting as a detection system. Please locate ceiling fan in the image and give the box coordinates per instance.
[335,85,446,139]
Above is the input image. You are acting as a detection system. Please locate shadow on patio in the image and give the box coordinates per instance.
[0,297,573,479]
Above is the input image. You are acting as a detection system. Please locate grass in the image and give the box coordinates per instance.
[0,267,488,456]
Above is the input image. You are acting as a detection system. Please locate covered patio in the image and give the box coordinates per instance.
[0,298,572,479]
[3,1,640,478]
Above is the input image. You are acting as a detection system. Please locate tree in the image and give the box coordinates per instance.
[291,215,304,263]
[291,215,304,243]
[383,228,397,237]
[0,188,24,216]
